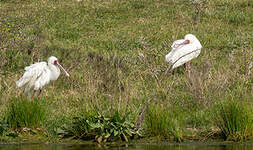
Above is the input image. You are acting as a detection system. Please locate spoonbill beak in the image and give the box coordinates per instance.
[181,39,190,45]
[174,40,190,48]
[57,63,70,77]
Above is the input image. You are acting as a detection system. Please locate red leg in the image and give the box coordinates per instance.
[187,61,191,76]
[32,90,36,99]
[187,61,191,71]
[38,90,42,101]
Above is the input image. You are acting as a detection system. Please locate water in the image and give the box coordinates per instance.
[0,143,252,150]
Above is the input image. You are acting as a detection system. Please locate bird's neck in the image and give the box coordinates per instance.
[48,64,60,81]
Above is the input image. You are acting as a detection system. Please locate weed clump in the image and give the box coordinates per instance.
[145,105,183,142]
[4,98,46,129]
[214,100,252,141]
[67,110,140,143]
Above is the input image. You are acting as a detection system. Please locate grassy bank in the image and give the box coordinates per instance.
[0,0,252,143]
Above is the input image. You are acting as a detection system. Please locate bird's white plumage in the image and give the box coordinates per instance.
[165,34,202,69]
[16,56,68,95]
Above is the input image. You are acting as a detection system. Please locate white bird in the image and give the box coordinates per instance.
[165,34,202,73]
[16,56,70,100]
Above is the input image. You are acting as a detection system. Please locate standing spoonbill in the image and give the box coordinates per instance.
[165,34,202,73]
[16,56,70,100]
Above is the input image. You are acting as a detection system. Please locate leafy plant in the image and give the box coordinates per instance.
[68,110,140,143]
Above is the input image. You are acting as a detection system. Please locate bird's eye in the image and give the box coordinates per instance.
[54,60,58,65]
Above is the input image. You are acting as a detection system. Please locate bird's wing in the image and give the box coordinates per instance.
[34,68,51,90]
[167,44,201,69]
[172,49,201,69]
[24,62,47,71]
[166,39,185,63]
[16,62,48,90]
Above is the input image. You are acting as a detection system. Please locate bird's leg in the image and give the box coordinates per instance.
[32,90,36,100]
[37,90,42,101]
[187,61,191,77]
[183,63,187,72]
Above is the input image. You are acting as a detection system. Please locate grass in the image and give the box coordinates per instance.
[214,99,252,141]
[0,0,252,143]
[145,104,183,142]
[4,97,46,129]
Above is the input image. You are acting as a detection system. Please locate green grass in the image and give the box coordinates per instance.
[0,0,252,143]
[214,99,252,141]
[145,104,183,142]
[4,98,46,129]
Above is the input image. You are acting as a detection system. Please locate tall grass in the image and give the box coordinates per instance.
[0,123,5,135]
[214,99,252,141]
[4,98,46,129]
[145,105,183,142]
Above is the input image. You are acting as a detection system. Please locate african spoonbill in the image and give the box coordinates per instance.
[165,34,202,73]
[16,56,70,100]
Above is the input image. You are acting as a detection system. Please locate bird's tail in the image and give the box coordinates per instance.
[16,78,33,94]
[16,77,29,88]
[16,78,23,87]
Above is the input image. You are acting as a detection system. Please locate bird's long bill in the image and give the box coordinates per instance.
[180,40,190,45]
[57,63,70,77]
[173,40,190,49]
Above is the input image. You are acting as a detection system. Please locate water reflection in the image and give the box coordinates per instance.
[0,143,252,150]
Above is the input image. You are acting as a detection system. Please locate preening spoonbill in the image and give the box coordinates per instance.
[165,34,202,73]
[16,56,70,100]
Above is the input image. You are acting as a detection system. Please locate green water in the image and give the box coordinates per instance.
[0,143,252,150]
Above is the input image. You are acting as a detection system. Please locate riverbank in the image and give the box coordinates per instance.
[0,142,253,150]
[0,98,252,144]
[0,129,252,145]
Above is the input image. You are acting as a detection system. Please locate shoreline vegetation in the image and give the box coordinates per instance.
[0,0,252,144]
